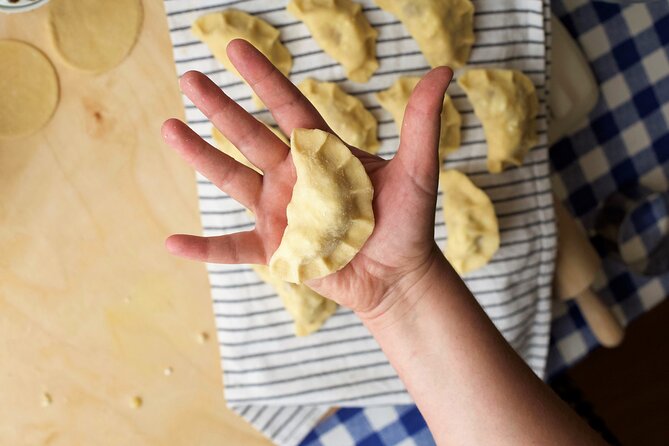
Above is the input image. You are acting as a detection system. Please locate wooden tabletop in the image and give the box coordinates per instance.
[0,1,272,444]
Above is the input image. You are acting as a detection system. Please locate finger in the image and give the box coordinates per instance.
[179,70,289,171]
[393,67,453,186]
[166,231,265,264]
[226,39,331,137]
[162,118,263,211]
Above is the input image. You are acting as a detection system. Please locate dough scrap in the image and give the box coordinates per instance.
[376,76,461,166]
[373,0,474,68]
[0,40,59,139]
[299,78,379,154]
[253,264,337,336]
[48,0,143,72]
[458,69,539,173]
[269,129,375,283]
[192,10,292,109]
[211,122,288,174]
[440,170,499,275]
[287,0,378,82]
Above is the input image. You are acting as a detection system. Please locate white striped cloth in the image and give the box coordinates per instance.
[164,1,555,444]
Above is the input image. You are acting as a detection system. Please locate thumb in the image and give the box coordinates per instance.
[393,67,453,190]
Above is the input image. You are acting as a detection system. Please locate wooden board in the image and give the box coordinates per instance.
[0,1,272,444]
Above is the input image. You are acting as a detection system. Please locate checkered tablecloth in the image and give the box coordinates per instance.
[547,0,669,375]
[302,1,669,444]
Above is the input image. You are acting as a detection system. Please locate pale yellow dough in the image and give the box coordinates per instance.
[458,69,539,173]
[252,265,337,336]
[0,40,59,139]
[269,129,375,283]
[192,10,292,109]
[440,170,499,275]
[211,122,288,174]
[299,78,379,154]
[376,76,461,167]
[48,0,143,72]
[373,0,474,68]
[211,123,338,335]
[287,0,378,82]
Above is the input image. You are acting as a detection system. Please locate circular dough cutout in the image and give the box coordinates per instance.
[48,0,143,72]
[0,40,59,139]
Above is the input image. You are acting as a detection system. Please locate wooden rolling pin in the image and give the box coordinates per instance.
[554,199,625,348]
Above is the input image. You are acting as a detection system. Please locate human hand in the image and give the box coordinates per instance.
[162,39,452,316]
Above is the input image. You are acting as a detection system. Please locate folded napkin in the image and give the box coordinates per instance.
[164,1,555,444]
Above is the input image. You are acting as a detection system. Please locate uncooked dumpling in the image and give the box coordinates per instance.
[0,40,59,139]
[253,265,337,336]
[48,0,143,72]
[211,122,288,174]
[269,129,375,283]
[376,76,461,167]
[299,78,379,154]
[458,69,539,173]
[440,170,499,275]
[287,0,378,82]
[373,0,474,68]
[192,10,292,109]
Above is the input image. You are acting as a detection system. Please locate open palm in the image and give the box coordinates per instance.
[163,39,452,315]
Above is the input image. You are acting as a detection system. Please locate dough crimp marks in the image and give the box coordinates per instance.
[440,170,499,275]
[270,129,375,283]
[458,69,539,173]
[299,78,379,154]
[192,10,292,109]
[373,0,475,68]
[288,0,378,82]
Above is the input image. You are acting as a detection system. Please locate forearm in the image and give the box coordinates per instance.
[358,249,604,445]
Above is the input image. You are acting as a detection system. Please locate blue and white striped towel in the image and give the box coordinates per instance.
[164,1,555,444]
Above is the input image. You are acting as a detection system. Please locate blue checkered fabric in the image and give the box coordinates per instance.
[302,1,669,444]
[547,0,669,375]
[302,407,434,446]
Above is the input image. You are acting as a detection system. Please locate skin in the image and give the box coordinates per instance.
[162,39,605,446]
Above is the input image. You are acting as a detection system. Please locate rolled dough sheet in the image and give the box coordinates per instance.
[48,0,143,72]
[0,40,59,139]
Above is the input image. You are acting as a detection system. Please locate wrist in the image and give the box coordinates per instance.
[356,245,455,331]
